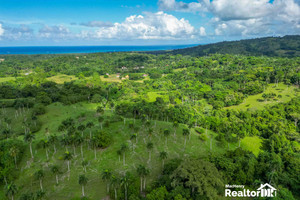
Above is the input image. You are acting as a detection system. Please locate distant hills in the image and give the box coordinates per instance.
[152,35,300,57]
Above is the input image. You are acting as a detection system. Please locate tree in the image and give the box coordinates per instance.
[49,134,58,153]
[159,151,168,168]
[146,142,154,162]
[79,174,88,197]
[24,132,35,159]
[5,182,18,200]
[34,169,45,191]
[130,134,137,150]
[137,165,149,193]
[82,160,88,173]
[63,151,73,172]
[120,172,131,200]
[117,149,122,162]
[98,116,104,130]
[51,165,60,185]
[171,159,223,199]
[163,129,170,145]
[90,136,98,160]
[110,175,119,200]
[101,169,112,194]
[39,139,50,160]
[9,146,19,169]
[146,186,168,200]
[173,121,179,137]
[86,121,94,139]
[76,134,84,158]
[182,128,190,150]
[290,113,300,128]
[121,144,128,166]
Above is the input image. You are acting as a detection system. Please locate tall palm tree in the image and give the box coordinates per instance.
[34,169,44,191]
[120,172,131,200]
[49,134,58,154]
[146,142,154,162]
[39,139,50,160]
[136,165,149,193]
[101,169,112,194]
[110,175,119,200]
[159,151,168,168]
[182,128,190,150]
[76,134,84,158]
[90,136,98,160]
[117,149,122,162]
[163,129,170,145]
[98,116,104,130]
[24,132,35,159]
[121,144,128,166]
[173,121,179,137]
[9,146,19,169]
[78,174,88,197]
[63,151,73,172]
[82,160,88,173]
[77,124,86,137]
[86,121,94,140]
[50,165,60,185]
[60,134,70,152]
[5,182,18,200]
[130,134,137,151]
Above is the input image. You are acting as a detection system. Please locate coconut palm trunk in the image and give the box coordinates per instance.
[82,185,85,196]
[29,142,33,158]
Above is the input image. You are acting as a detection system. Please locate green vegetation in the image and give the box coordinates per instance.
[0,48,299,199]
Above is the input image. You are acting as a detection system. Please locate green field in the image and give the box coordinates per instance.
[225,83,298,111]
[5,102,239,200]
[240,136,263,156]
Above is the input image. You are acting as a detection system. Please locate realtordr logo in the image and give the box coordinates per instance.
[225,183,277,197]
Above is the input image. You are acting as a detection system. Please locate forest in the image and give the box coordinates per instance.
[0,47,299,200]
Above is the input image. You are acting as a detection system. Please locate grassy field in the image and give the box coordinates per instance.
[225,83,298,111]
[0,77,16,83]
[2,102,242,200]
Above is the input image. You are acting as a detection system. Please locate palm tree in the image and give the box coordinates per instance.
[77,124,86,137]
[121,144,128,166]
[147,128,153,139]
[82,160,88,173]
[34,169,44,191]
[130,134,137,150]
[182,128,190,150]
[120,172,131,200]
[49,134,58,154]
[78,174,88,197]
[146,142,153,162]
[24,132,35,159]
[101,169,112,194]
[136,165,149,193]
[86,121,94,140]
[39,139,50,160]
[50,165,60,185]
[5,182,18,200]
[163,129,170,145]
[110,175,119,200]
[98,116,104,130]
[159,151,168,168]
[76,134,84,158]
[60,134,70,152]
[116,149,122,162]
[63,151,73,172]
[9,146,19,169]
[90,136,98,159]
[173,121,179,137]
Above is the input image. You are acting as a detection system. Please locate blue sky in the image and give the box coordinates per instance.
[0,0,299,46]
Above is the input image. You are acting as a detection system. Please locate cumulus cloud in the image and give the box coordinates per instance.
[0,24,4,36]
[39,25,70,38]
[158,0,203,12]
[159,0,300,36]
[79,21,113,28]
[94,11,199,40]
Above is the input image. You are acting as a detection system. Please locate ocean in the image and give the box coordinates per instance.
[0,45,196,55]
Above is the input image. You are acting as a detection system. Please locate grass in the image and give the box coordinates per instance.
[46,75,78,84]
[225,83,299,111]
[146,92,169,102]
[240,136,263,156]
[0,77,16,83]
[2,101,241,200]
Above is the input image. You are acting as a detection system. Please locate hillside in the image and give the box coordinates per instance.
[152,35,300,57]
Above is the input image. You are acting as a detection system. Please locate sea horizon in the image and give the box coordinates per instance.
[0,44,198,55]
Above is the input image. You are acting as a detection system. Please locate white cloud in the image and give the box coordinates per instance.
[158,0,204,12]
[199,26,206,36]
[0,24,4,36]
[39,25,70,38]
[79,21,113,28]
[94,11,199,40]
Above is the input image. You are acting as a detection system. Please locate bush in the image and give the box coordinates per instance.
[32,104,46,115]
[199,134,208,141]
[195,127,205,134]
[104,75,109,78]
[91,94,102,103]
